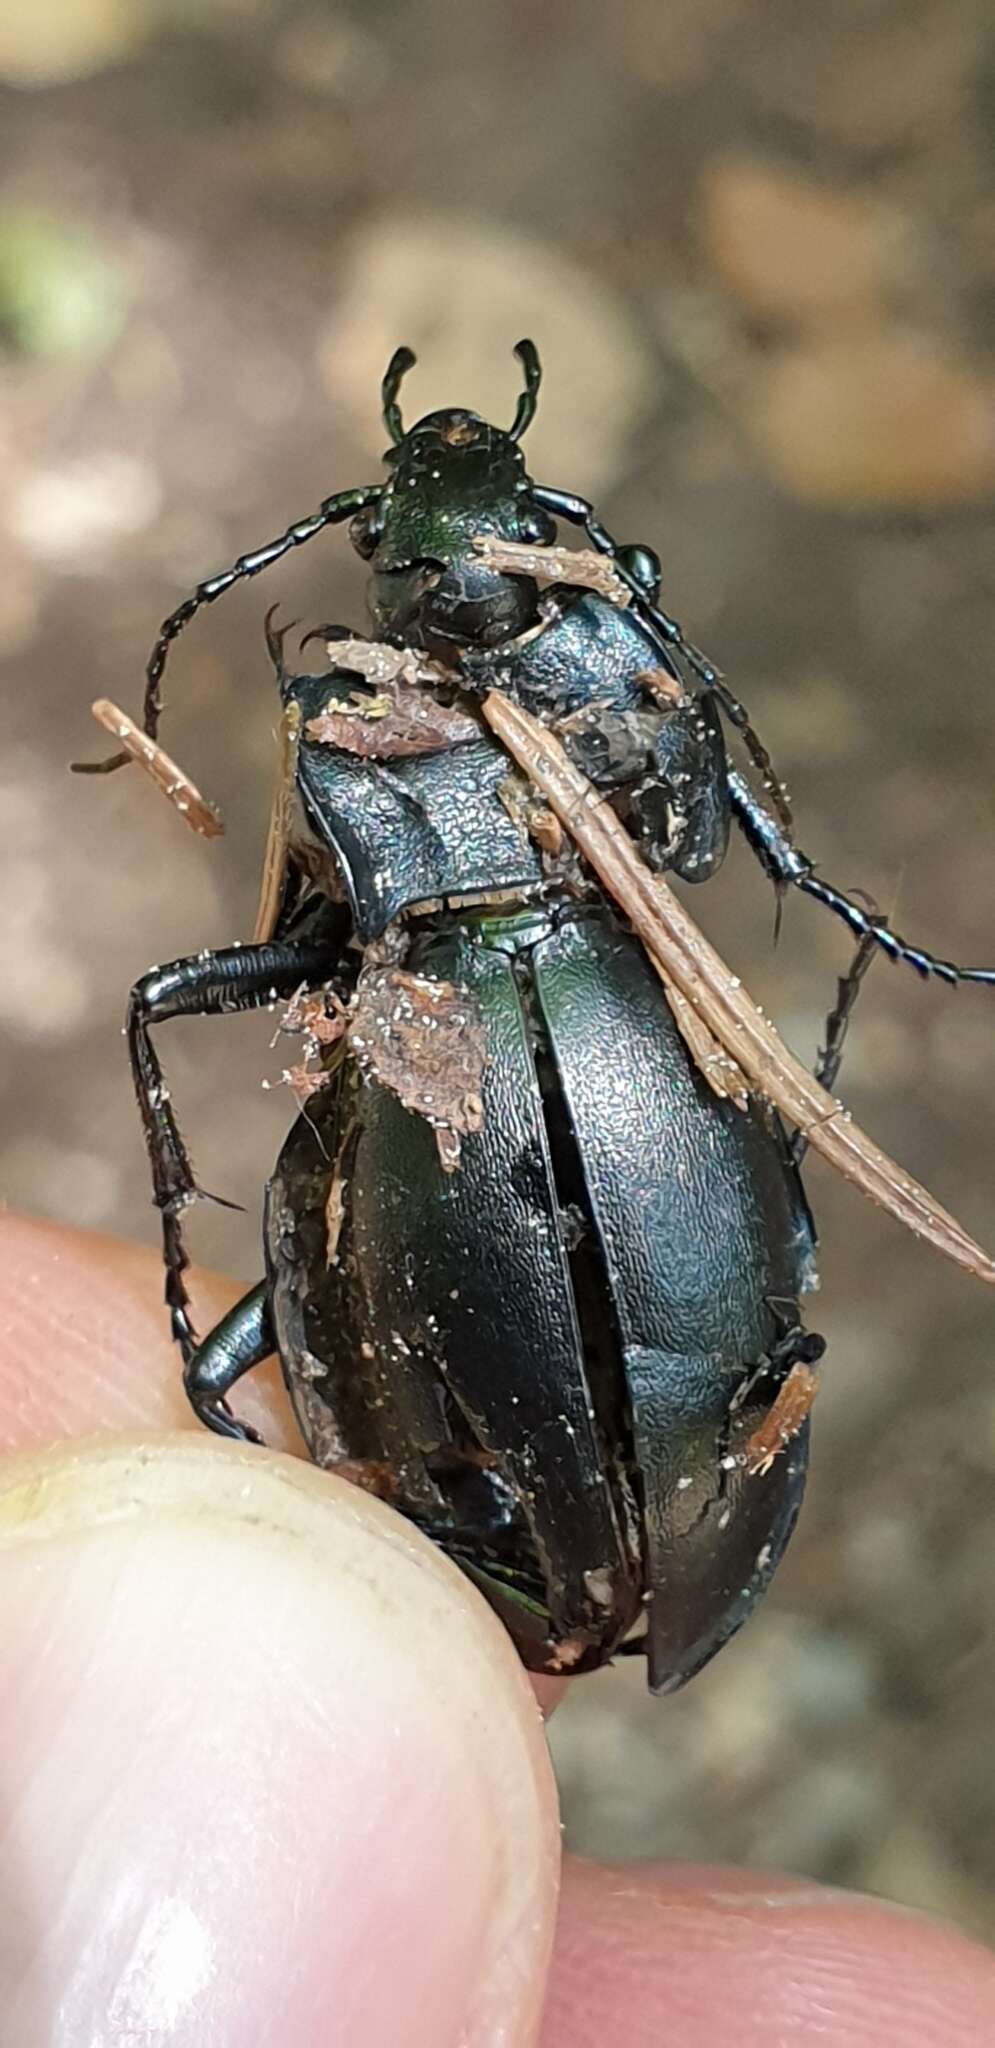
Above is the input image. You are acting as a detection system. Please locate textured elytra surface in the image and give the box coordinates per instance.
[3,0,995,1937]
[266,906,814,1687]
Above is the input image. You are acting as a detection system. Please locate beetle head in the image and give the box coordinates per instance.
[354,341,557,657]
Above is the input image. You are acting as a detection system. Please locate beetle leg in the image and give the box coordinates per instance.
[127,935,348,1362]
[530,483,793,831]
[791,930,879,1166]
[729,769,995,987]
[184,1280,273,1441]
[812,930,878,1093]
[71,483,383,773]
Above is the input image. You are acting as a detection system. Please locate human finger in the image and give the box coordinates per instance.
[0,1434,560,2046]
[0,1211,567,1715]
[0,1208,302,1451]
[540,1856,995,2046]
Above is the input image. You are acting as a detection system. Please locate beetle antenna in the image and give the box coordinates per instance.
[509,339,542,441]
[70,481,382,773]
[382,345,416,445]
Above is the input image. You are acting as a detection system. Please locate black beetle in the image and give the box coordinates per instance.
[82,342,995,1691]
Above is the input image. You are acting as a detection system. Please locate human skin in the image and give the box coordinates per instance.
[0,1209,993,2045]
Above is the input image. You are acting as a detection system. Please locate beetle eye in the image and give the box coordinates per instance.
[350,508,382,559]
[518,503,557,546]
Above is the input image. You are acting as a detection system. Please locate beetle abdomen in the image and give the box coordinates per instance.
[265,903,817,1689]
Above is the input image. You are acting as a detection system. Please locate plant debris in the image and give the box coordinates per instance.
[306,676,480,760]
[88,698,224,837]
[281,969,488,1173]
[472,533,633,607]
[746,1360,822,1475]
[350,966,487,1171]
[252,700,302,942]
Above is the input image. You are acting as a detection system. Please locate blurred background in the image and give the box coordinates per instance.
[2,0,994,1938]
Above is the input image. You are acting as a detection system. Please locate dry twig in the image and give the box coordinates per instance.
[89,699,223,838]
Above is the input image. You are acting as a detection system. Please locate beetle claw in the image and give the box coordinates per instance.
[196,1184,246,1216]
[195,1398,264,1447]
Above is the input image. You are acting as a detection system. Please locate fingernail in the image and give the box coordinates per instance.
[0,1436,559,2046]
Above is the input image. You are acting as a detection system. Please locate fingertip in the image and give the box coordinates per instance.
[0,1433,560,2046]
[0,1211,560,1730]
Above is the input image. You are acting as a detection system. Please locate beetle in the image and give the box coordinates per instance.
[79,342,995,1690]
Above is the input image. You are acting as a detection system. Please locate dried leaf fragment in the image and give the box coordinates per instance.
[325,1117,358,1267]
[282,988,351,1046]
[528,806,563,855]
[309,675,483,765]
[350,967,487,1172]
[277,985,351,1107]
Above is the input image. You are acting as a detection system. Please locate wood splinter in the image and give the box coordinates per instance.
[252,702,302,943]
[89,699,224,838]
[472,533,633,609]
[745,1362,821,1476]
[663,985,750,1110]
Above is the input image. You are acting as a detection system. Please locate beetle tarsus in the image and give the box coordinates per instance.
[192,1398,264,1446]
[791,929,880,1166]
[182,1280,274,1442]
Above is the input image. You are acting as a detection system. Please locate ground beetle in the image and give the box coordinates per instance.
[76,342,995,1691]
